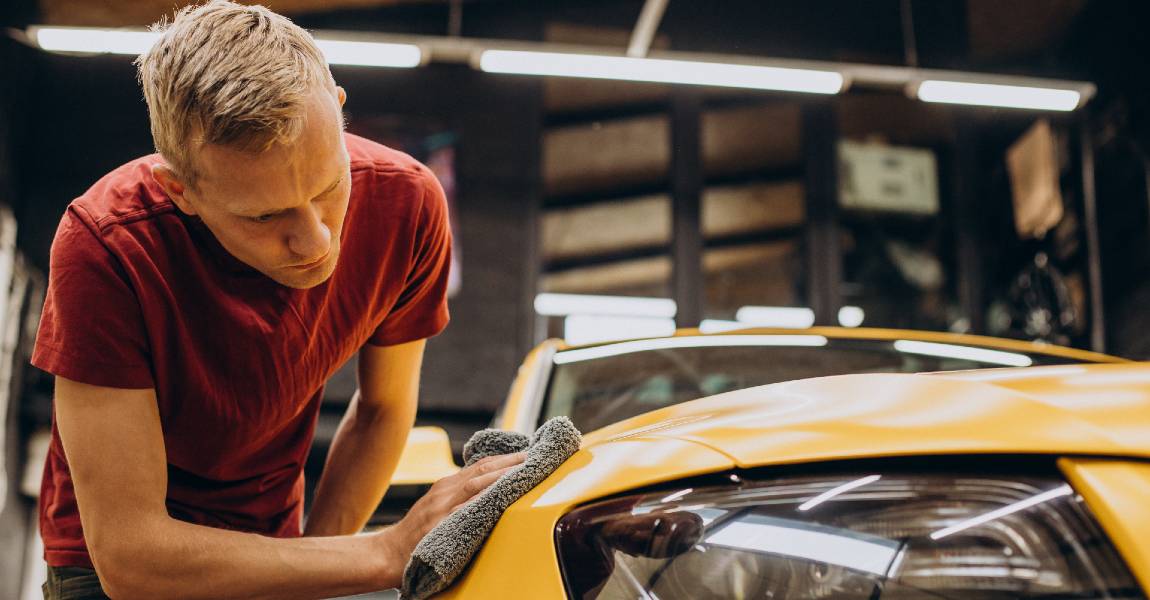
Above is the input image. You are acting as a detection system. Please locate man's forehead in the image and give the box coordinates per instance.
[194,88,347,203]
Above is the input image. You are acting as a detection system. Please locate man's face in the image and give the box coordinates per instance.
[171,87,352,289]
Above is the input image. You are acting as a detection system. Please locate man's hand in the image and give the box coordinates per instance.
[374,451,527,586]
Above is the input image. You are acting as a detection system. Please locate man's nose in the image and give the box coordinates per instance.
[287,205,331,261]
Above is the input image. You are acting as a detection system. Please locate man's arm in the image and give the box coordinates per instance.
[305,339,425,536]
[56,376,523,600]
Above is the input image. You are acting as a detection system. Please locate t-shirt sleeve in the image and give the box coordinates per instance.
[368,170,453,346]
[31,206,155,389]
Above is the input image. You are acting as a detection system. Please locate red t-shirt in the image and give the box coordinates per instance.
[31,133,452,568]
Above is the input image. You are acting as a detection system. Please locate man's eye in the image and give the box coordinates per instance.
[249,214,277,224]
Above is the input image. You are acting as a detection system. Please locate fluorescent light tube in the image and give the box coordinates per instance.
[563,315,676,346]
[535,293,676,318]
[698,319,751,334]
[554,334,828,364]
[893,340,1033,367]
[33,27,160,54]
[837,306,865,328]
[479,50,844,94]
[30,27,421,68]
[314,40,422,68]
[916,80,1081,111]
[735,306,815,329]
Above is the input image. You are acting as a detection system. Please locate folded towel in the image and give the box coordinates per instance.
[400,417,582,599]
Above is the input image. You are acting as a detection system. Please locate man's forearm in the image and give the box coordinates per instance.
[96,513,410,600]
[306,391,415,536]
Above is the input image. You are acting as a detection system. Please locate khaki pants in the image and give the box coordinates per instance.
[42,567,110,600]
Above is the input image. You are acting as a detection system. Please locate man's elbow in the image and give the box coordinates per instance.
[91,545,155,599]
[88,522,175,599]
[350,394,409,428]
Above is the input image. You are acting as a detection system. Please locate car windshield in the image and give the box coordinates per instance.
[540,335,1084,433]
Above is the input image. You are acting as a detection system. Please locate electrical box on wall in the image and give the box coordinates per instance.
[837,141,939,215]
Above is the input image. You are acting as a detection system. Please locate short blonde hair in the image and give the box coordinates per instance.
[135,1,335,186]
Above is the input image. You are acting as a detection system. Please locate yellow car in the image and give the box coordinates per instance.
[428,328,1148,598]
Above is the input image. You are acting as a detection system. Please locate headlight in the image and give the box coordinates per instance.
[555,471,1142,599]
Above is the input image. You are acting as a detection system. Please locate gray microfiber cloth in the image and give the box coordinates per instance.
[399,417,582,599]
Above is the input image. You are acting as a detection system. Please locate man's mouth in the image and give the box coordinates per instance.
[291,252,329,270]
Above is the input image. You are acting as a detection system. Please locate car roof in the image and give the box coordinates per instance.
[527,362,1150,510]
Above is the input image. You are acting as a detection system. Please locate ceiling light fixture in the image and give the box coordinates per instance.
[735,306,816,329]
[478,50,845,94]
[32,27,158,55]
[21,27,1096,111]
[535,293,677,318]
[26,27,423,68]
[837,306,865,328]
[313,39,423,68]
[914,80,1081,111]
[563,315,677,346]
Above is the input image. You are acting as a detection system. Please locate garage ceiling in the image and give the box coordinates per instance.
[967,0,1087,62]
[36,0,450,27]
[34,0,1091,67]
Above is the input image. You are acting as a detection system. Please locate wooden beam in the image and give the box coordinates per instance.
[1080,112,1106,352]
[671,92,703,328]
[802,103,841,326]
[540,180,803,262]
[541,241,797,295]
[952,115,985,333]
[543,114,669,197]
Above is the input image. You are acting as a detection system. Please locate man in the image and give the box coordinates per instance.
[31,2,523,598]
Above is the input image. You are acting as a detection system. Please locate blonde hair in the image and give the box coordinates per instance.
[135,1,335,186]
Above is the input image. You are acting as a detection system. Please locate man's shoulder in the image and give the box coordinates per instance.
[344,132,435,185]
[344,133,444,229]
[71,153,176,233]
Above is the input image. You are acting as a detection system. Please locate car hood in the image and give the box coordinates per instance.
[592,362,1148,461]
[532,362,1150,508]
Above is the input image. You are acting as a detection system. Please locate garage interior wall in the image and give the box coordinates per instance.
[0,30,36,600]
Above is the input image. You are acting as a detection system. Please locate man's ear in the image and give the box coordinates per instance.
[336,85,347,108]
[151,163,197,216]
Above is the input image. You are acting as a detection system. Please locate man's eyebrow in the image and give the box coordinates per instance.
[233,173,344,217]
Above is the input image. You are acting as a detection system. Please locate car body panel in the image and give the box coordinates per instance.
[495,339,561,433]
[1060,457,1150,591]
[440,361,1149,598]
[581,363,1150,467]
[389,426,459,485]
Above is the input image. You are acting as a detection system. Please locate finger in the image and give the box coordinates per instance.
[465,451,527,476]
[458,464,517,503]
[450,464,516,512]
